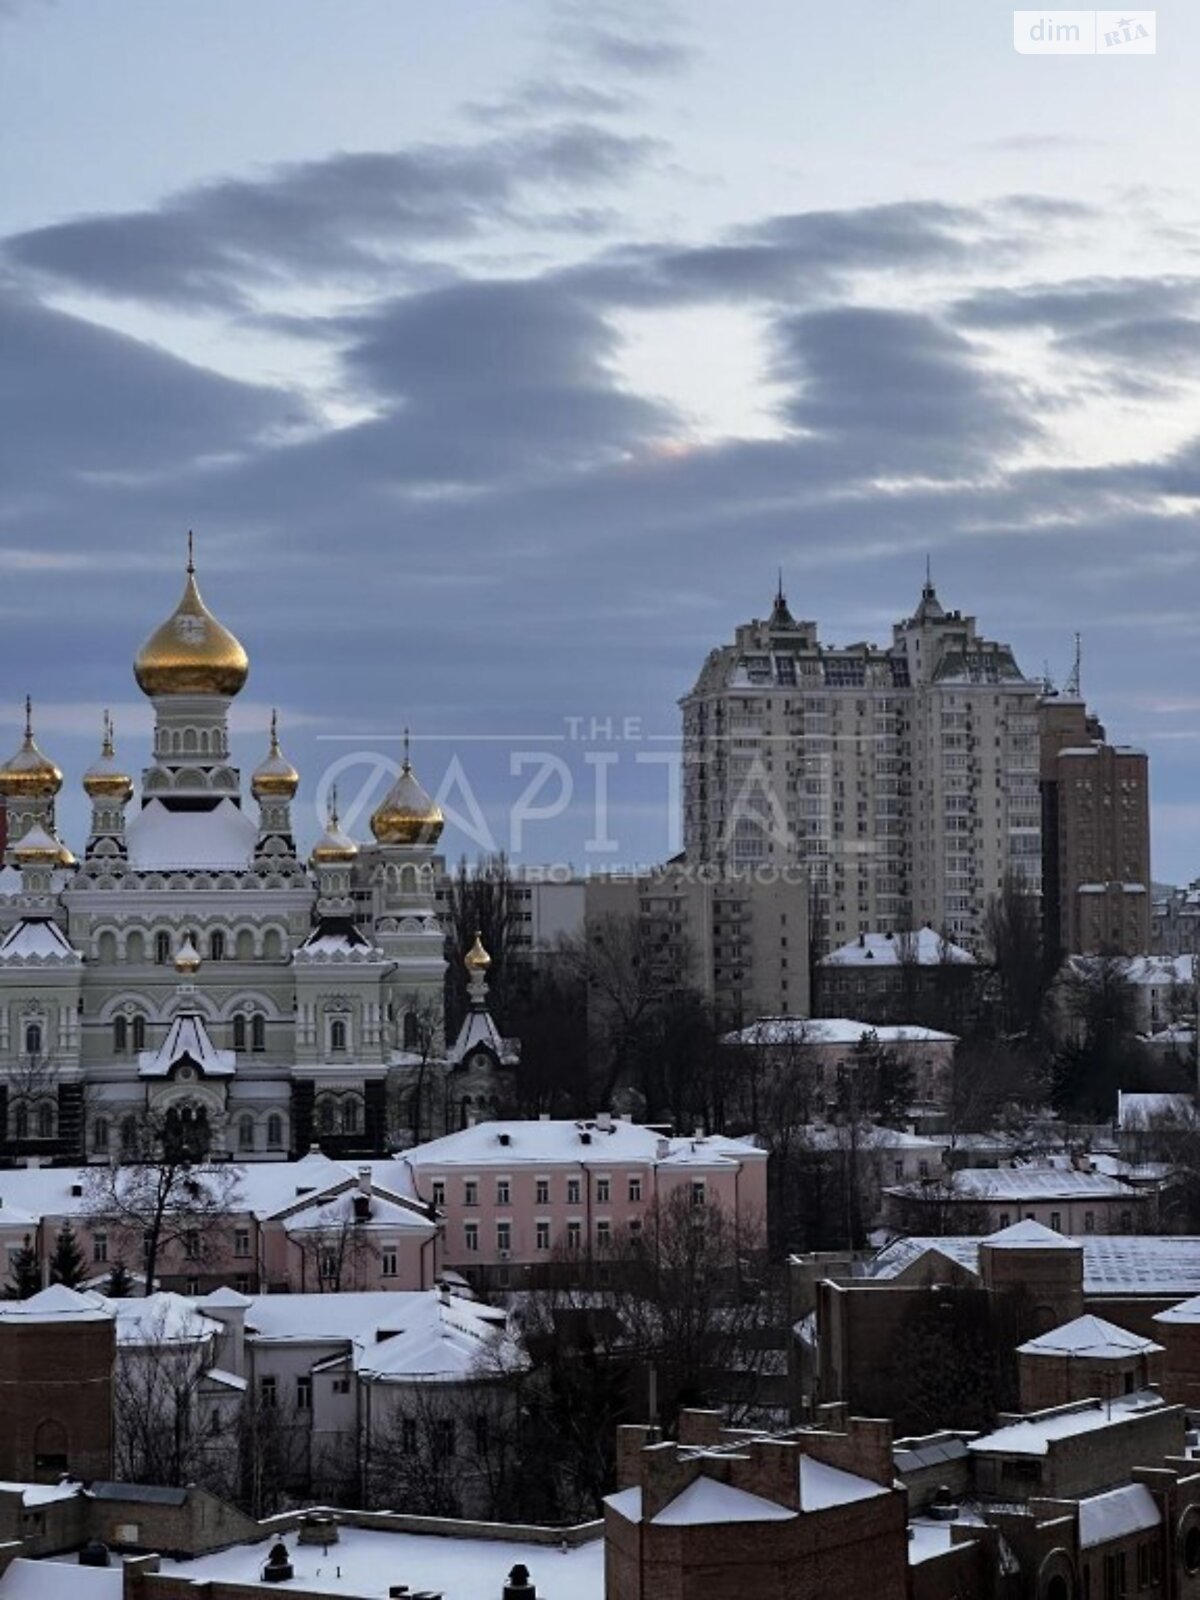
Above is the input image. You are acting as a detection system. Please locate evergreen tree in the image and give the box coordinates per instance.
[49,1221,86,1288]
[4,1234,42,1300]
[103,1259,135,1298]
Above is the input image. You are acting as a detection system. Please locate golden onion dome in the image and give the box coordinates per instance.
[464,931,492,972]
[370,751,444,847]
[311,788,359,865]
[13,821,67,867]
[0,698,63,800]
[83,712,134,804]
[252,710,299,801]
[174,934,201,975]
[133,536,249,699]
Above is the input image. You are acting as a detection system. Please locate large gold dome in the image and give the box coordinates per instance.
[134,541,249,698]
[0,699,63,799]
[370,757,444,846]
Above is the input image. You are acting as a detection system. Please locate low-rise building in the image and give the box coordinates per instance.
[814,927,982,1032]
[882,1163,1155,1237]
[722,1014,958,1113]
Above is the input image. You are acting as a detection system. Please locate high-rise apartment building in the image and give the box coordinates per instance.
[1039,694,1151,956]
[681,577,1041,953]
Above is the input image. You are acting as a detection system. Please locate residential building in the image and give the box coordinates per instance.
[0,1285,115,1484]
[400,1115,768,1289]
[587,859,809,1026]
[814,925,984,1032]
[681,575,1040,954]
[722,1013,958,1112]
[1152,880,1200,956]
[1040,690,1151,956]
[0,550,519,1166]
[881,1164,1154,1236]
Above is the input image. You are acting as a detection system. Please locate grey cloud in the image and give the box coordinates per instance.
[4,126,658,310]
[576,29,693,75]
[955,276,1200,333]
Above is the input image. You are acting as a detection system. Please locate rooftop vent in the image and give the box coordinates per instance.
[70,1183,84,1198]
[262,1541,294,1583]
[78,1541,111,1569]
[498,1132,512,1146]
[503,1567,536,1600]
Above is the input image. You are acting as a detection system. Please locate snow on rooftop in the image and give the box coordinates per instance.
[353,1296,512,1384]
[653,1479,796,1525]
[908,1521,957,1565]
[798,1454,890,1510]
[868,1235,1200,1297]
[403,1120,763,1170]
[970,1394,1167,1456]
[243,1290,459,1346]
[0,1559,122,1600]
[137,1011,235,1079]
[0,1284,114,1323]
[93,1291,222,1347]
[0,1482,81,1508]
[821,929,975,967]
[126,796,258,872]
[724,1016,957,1047]
[1118,1091,1196,1130]
[159,1522,605,1599]
[1017,1315,1163,1359]
[0,917,80,965]
[1079,1483,1161,1549]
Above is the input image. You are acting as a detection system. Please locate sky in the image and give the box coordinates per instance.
[2,0,1199,880]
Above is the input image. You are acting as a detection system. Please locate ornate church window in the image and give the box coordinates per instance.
[24,1022,42,1057]
[132,1015,146,1051]
[233,1014,247,1051]
[267,1113,283,1150]
[238,1115,255,1151]
[94,1118,109,1153]
[113,1016,128,1053]
[155,932,171,965]
[37,1103,55,1139]
[403,1011,419,1050]
[329,1018,347,1053]
[209,931,225,961]
[318,1099,335,1133]
[14,1103,29,1139]
[342,1099,359,1135]
[251,1013,266,1053]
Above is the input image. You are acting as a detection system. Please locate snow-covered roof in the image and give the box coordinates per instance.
[607,1480,795,1526]
[242,1290,451,1346]
[871,1234,1200,1297]
[1153,1293,1200,1325]
[92,1290,223,1347]
[893,1170,1138,1204]
[446,1006,520,1067]
[403,1119,764,1171]
[295,920,384,964]
[126,796,258,872]
[724,1016,957,1047]
[137,1011,235,1079]
[0,917,81,966]
[353,1295,511,1383]
[1017,1315,1163,1359]
[1078,1483,1161,1550]
[821,929,976,967]
[281,1185,432,1236]
[908,1521,958,1565]
[970,1393,1167,1456]
[0,1283,114,1323]
[158,1522,605,1599]
[0,1559,122,1600]
[799,1454,890,1509]
[0,1482,82,1508]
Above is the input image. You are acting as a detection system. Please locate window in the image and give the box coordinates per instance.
[1050,1211,1062,1232]
[37,1103,54,1139]
[535,1178,550,1205]
[235,1275,250,1295]
[238,1115,255,1151]
[567,1220,582,1250]
[94,1118,109,1153]
[596,1178,610,1203]
[184,1230,200,1260]
[113,1016,128,1053]
[342,1099,360,1135]
[260,1376,278,1409]
[998,1212,1011,1229]
[1121,1210,1133,1233]
[186,1277,200,1296]
[536,1221,550,1251]
[691,1180,706,1208]
[1084,1211,1096,1233]
[329,1017,347,1054]
[132,1014,146,1050]
[382,1247,398,1277]
[596,1220,612,1248]
[628,1218,642,1236]
[332,1376,351,1396]
[474,1414,489,1454]
[496,1222,511,1253]
[464,1223,479,1252]
[267,1114,283,1150]
[209,930,225,961]
[252,1013,266,1053]
[431,1180,446,1207]
[318,1098,336,1134]
[401,1418,418,1453]
[464,1180,478,1207]
[435,1420,455,1455]
[496,1180,511,1205]
[155,932,171,965]
[628,1176,642,1203]
[296,1376,312,1412]
[234,1228,250,1258]
[233,1014,247,1051]
[24,1022,42,1057]
[319,1247,339,1281]
[567,1178,581,1205]
[93,1232,108,1264]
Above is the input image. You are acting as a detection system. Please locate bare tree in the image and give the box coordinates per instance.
[113,1301,225,1488]
[289,1209,380,1293]
[985,873,1053,1039]
[83,1105,241,1293]
[391,988,447,1146]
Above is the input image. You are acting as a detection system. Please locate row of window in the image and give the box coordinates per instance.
[461,1217,639,1253]
[112,1012,269,1053]
[432,1174,648,1208]
[90,1111,285,1153]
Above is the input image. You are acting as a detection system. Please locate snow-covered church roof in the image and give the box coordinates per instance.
[0,916,81,966]
[138,1012,235,1078]
[126,796,258,871]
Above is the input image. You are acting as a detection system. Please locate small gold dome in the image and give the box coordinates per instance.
[252,711,299,801]
[13,822,67,867]
[311,789,359,865]
[371,751,444,847]
[465,931,491,972]
[134,537,249,699]
[83,712,134,804]
[174,935,201,975]
[0,699,63,800]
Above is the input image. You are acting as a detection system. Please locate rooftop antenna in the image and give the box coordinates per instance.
[1065,632,1082,699]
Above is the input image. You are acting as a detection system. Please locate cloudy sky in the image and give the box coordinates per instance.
[2,0,1199,879]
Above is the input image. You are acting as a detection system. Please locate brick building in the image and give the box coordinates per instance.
[0,1283,114,1483]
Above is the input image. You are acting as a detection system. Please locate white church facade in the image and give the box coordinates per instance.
[0,544,515,1164]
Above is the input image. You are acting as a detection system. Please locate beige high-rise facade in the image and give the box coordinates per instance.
[681,578,1041,954]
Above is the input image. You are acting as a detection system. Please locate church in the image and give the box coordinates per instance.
[0,543,516,1165]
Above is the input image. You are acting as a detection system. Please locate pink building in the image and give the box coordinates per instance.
[398,1115,768,1289]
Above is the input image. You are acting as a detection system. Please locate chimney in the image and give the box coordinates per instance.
[357,1166,372,1197]
[596,1111,613,1132]
[656,1137,670,1161]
